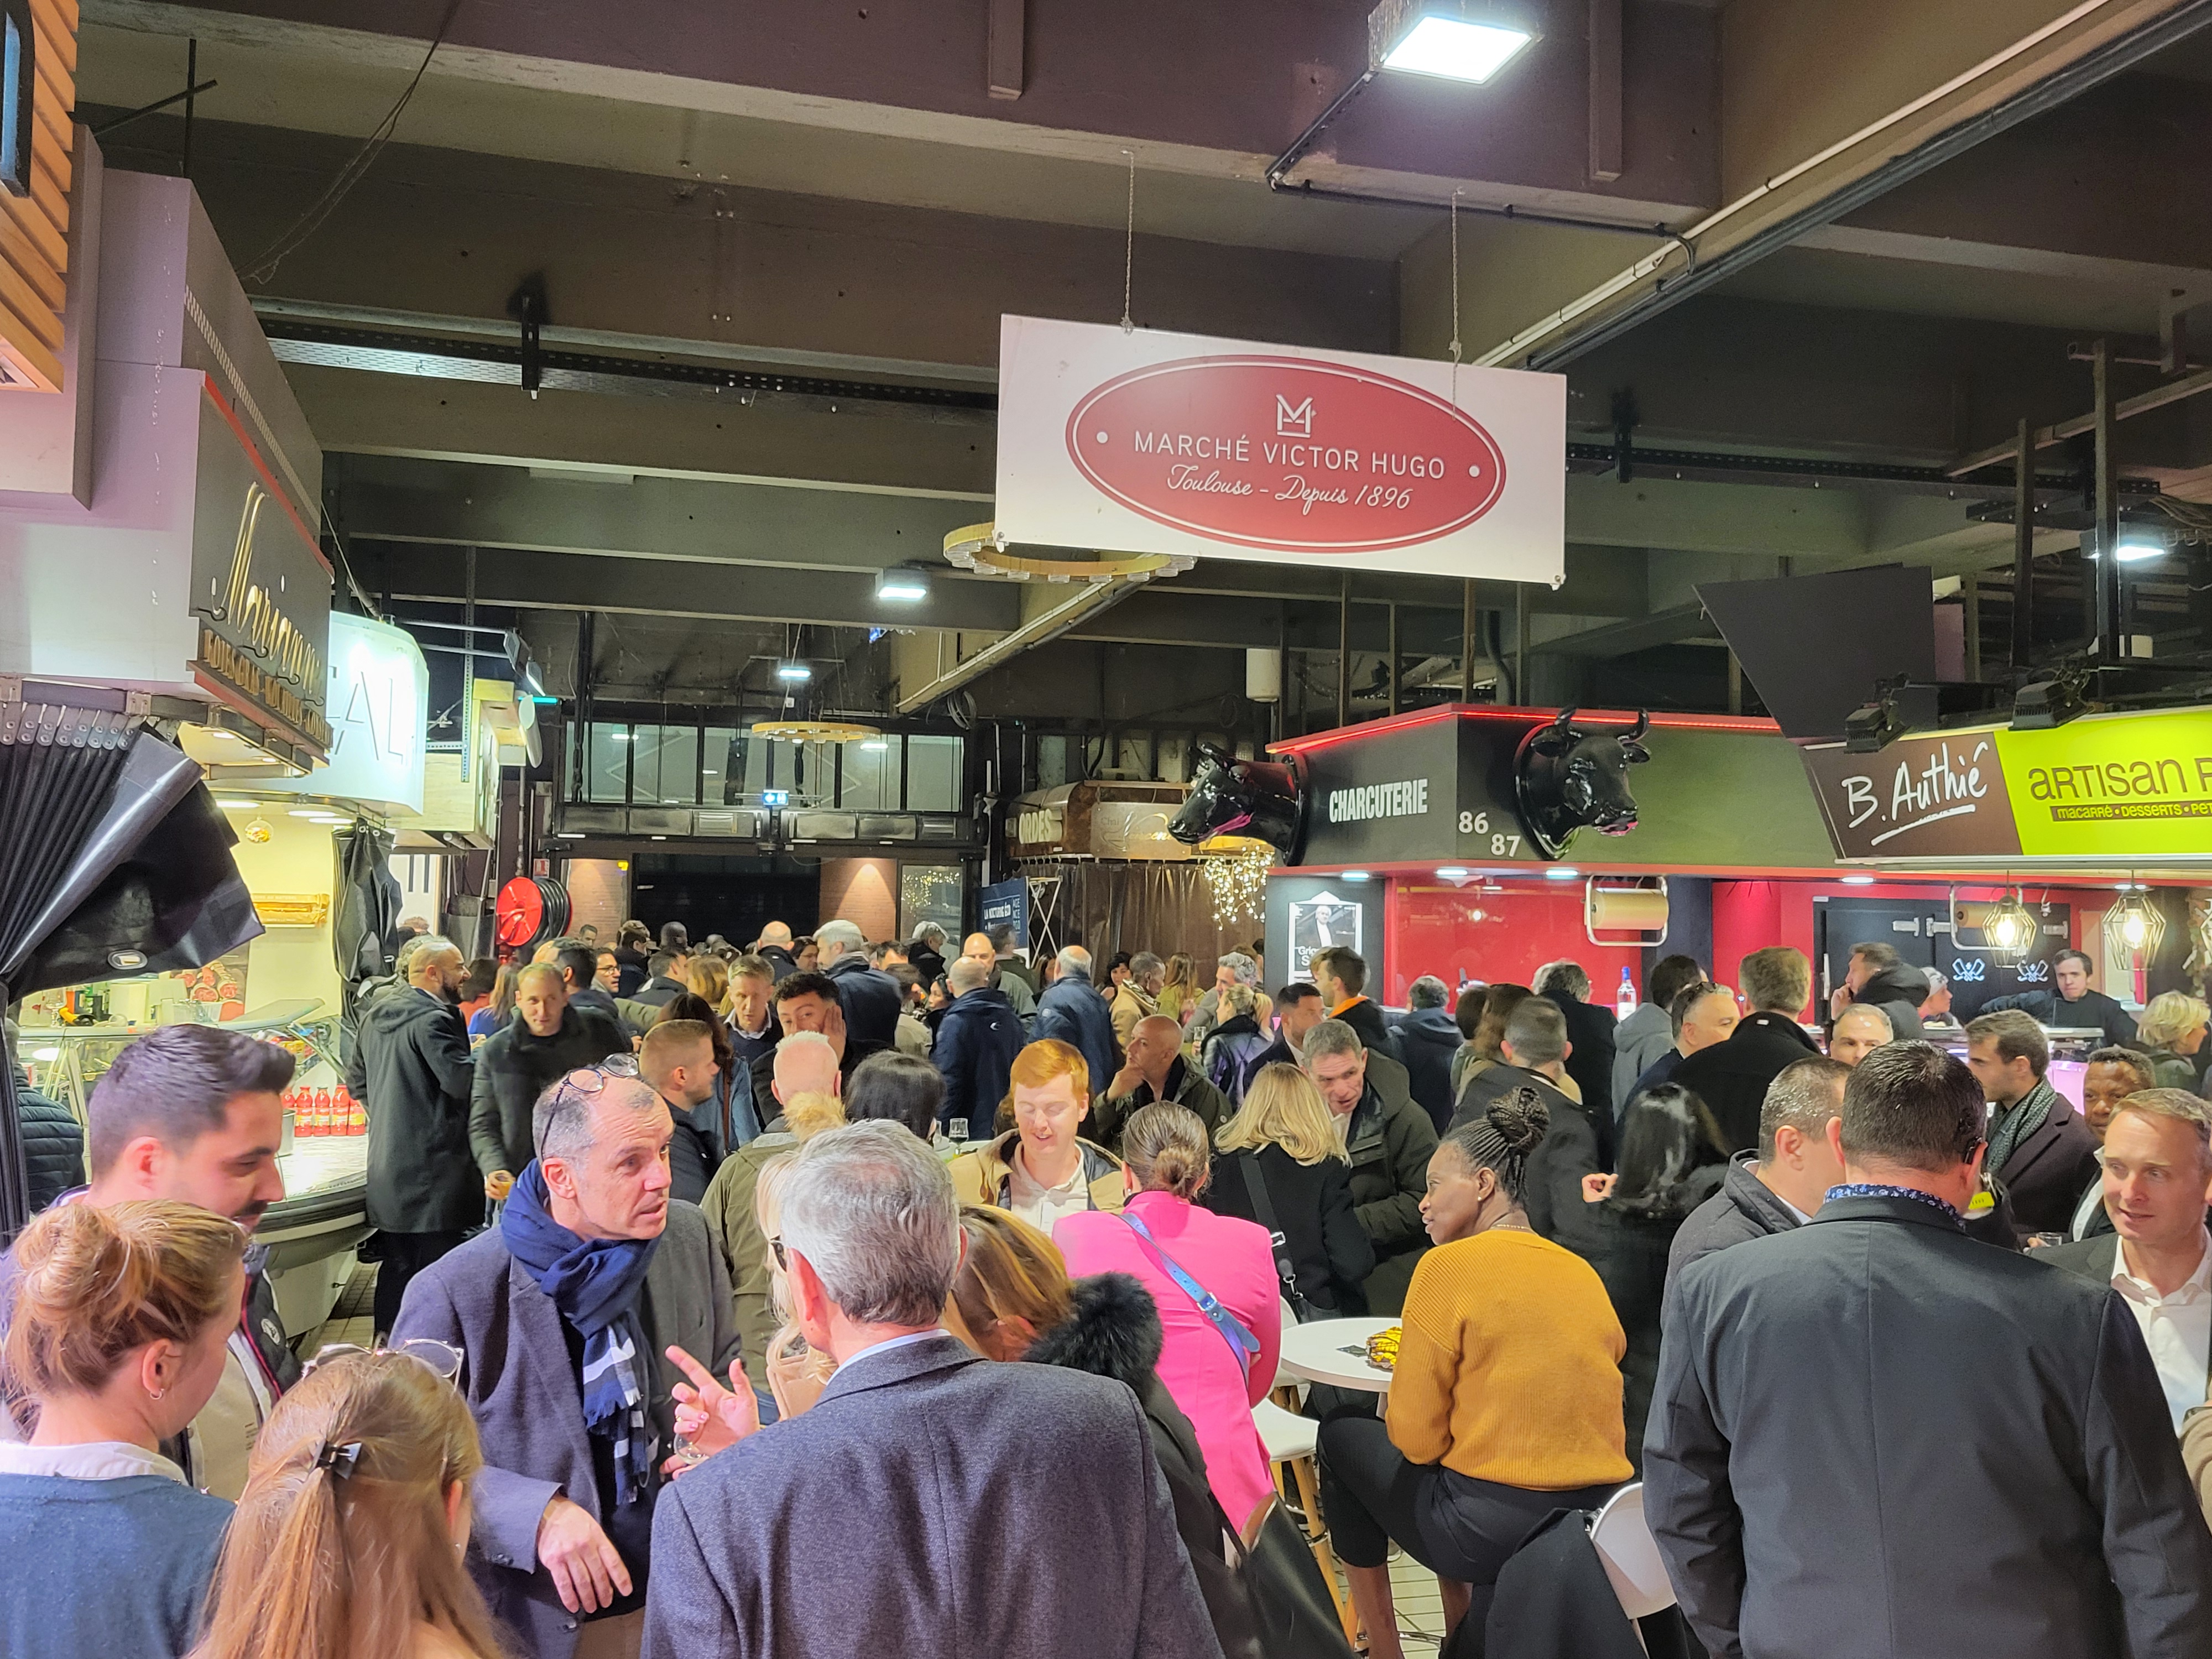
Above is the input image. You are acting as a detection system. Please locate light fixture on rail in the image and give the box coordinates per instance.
[1982,889,2037,956]
[1370,0,1538,84]
[2010,671,2089,731]
[874,564,932,603]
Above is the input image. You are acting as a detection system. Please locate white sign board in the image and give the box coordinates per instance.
[994,316,1565,582]
[267,613,428,815]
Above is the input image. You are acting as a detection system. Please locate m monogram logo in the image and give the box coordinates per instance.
[1275,394,1313,437]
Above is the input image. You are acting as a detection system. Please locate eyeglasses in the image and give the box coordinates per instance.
[546,1053,643,1108]
[303,1338,465,1384]
[768,1235,788,1272]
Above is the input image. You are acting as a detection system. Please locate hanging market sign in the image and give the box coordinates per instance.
[1802,705,2212,862]
[994,316,1565,581]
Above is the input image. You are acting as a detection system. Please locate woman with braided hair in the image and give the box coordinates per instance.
[1317,1087,1635,1659]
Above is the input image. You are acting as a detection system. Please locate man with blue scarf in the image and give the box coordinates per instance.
[395,1058,742,1659]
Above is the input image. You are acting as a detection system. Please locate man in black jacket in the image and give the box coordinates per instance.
[1535,959,1618,1124]
[1242,982,1325,1084]
[1310,946,1399,1061]
[1826,940,1928,1040]
[1452,997,1605,1262]
[1093,1015,1230,1151]
[5,1025,82,1212]
[1672,946,1822,1155]
[933,956,1025,1141]
[630,948,690,1011]
[1649,1042,2212,1659]
[468,963,628,1190]
[346,935,478,1338]
[1965,1008,2103,1237]
[1667,1056,1847,1288]
[1389,975,1461,1132]
[1303,1019,1436,1314]
[1978,947,2140,1047]
[747,972,891,1105]
[816,919,905,1051]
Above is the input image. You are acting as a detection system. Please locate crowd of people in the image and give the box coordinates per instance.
[6,916,2212,1658]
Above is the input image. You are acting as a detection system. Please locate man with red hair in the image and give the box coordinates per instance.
[947,1040,1127,1232]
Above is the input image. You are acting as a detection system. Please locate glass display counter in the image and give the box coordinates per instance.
[17,1000,370,1333]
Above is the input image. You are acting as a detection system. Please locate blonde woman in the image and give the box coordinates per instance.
[683,953,730,1017]
[1205,1061,1376,1314]
[2136,991,2210,1092]
[1156,954,1199,1027]
[0,1201,248,1659]
[190,1350,505,1659]
[749,1153,835,1422]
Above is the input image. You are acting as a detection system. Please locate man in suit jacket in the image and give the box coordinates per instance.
[1648,1042,2212,1659]
[1671,946,1822,1155]
[395,1066,741,1659]
[1966,1009,2103,1236]
[643,1121,1222,1659]
[1536,959,1619,1124]
[2042,1088,2212,1434]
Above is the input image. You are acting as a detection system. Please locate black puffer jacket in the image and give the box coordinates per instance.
[1850,965,1929,1041]
[12,1066,83,1213]
[1026,1274,1247,1651]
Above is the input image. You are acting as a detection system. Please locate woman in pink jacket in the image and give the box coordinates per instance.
[1057,1102,1284,1531]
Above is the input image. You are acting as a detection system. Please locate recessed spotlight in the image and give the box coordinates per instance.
[1436,867,1470,880]
[1545,867,1580,880]
[1840,875,1877,886]
[874,565,932,603]
[650,834,669,840]
[1341,870,1372,883]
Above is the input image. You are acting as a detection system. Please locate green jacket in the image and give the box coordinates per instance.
[698,1121,799,1390]
[1089,1055,1230,1154]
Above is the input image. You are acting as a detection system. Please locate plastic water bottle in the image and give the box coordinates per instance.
[1615,967,1639,1021]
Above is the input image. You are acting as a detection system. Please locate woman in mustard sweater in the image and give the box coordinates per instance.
[1317,1088,1635,1659]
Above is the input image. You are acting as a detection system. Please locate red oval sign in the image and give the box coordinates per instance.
[1063,355,1507,553]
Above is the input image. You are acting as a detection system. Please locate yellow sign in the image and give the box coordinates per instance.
[1992,708,2212,857]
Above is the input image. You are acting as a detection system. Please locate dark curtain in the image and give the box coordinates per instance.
[1020,860,1261,975]
[0,691,263,1235]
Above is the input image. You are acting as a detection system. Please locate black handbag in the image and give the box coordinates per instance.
[1218,1495,1360,1659]
[1235,1152,1317,1323]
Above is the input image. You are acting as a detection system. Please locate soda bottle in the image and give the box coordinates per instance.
[1615,967,1639,1022]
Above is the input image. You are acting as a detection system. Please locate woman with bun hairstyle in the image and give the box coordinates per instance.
[1318,1087,1634,1659]
[1055,1102,1283,1531]
[190,1349,505,1659]
[0,1200,248,1659]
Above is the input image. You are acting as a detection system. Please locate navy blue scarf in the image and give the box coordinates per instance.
[501,1162,662,1506]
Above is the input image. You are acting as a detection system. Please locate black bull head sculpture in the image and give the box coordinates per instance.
[1514,708,1651,859]
[1168,744,1307,857]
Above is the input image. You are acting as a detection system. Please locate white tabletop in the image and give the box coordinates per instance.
[1276,1316,1400,1393]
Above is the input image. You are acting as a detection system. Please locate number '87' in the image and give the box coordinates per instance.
[1457,811,1522,857]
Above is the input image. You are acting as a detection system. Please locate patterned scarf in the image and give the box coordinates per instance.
[1824,1182,1964,1224]
[1985,1079,2055,1178]
[501,1162,662,1507]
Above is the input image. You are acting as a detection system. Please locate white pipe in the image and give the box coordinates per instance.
[1476,0,2124,367]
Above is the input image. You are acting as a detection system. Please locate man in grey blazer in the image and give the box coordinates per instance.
[642,1119,1222,1659]
[1648,1042,2212,1659]
[395,1061,740,1659]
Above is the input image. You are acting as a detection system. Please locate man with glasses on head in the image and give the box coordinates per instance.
[0,1024,296,1500]
[394,1053,741,1659]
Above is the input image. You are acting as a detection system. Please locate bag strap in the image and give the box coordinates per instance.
[1235,1153,1305,1306]
[1117,1212,1262,1381]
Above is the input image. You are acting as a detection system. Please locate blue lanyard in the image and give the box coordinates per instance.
[1117,1211,1262,1383]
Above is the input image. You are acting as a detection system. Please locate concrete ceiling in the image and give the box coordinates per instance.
[65,0,2212,721]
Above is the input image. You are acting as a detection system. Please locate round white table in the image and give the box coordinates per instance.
[1276,1316,1399,1394]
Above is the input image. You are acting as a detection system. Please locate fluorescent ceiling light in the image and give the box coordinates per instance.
[1341,870,1371,882]
[286,810,325,818]
[1436,866,1470,879]
[1545,867,1580,880]
[215,798,257,810]
[776,664,812,682]
[556,831,586,839]
[1376,9,1535,83]
[874,566,932,603]
[1840,875,1876,885]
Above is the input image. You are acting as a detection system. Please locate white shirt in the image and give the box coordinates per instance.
[2111,1229,2212,1433]
[0,1439,186,1483]
[833,1329,947,1378]
[1006,1149,1093,1237]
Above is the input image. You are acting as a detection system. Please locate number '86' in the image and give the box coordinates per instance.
[1458,811,1490,834]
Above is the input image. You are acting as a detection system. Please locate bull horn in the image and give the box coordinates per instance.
[1553,706,1578,729]
[1626,709,1648,742]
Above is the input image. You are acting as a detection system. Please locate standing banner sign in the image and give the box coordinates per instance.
[978,877,1030,948]
[995,316,1566,582]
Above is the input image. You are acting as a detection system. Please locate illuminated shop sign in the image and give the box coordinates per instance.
[1328,778,1431,823]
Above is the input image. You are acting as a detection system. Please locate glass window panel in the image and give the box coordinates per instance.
[840,735,900,810]
[905,734,962,811]
[900,863,964,942]
[794,740,837,806]
[702,727,738,803]
[633,723,700,806]
[586,721,630,803]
